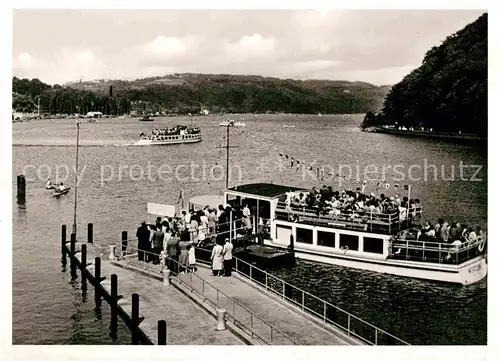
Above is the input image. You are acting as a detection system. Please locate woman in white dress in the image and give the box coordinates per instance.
[210,240,224,276]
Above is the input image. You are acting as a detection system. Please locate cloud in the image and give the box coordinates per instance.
[226,34,276,60]
[137,35,200,68]
[13,48,108,84]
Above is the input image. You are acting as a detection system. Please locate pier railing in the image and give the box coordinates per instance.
[195,247,410,345]
[118,245,299,345]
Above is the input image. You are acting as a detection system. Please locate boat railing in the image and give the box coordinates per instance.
[275,202,422,234]
[194,247,409,345]
[118,245,299,345]
[389,236,486,264]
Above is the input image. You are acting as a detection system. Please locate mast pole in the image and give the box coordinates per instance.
[226,124,230,189]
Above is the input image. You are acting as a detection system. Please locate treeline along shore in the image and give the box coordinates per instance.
[361,13,487,137]
[12,74,390,117]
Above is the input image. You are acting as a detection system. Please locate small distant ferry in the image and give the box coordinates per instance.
[138,115,154,122]
[204,183,487,285]
[219,119,245,127]
[135,125,201,146]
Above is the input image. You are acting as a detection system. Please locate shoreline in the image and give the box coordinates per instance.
[365,126,486,142]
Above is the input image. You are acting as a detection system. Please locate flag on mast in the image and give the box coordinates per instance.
[177,189,184,204]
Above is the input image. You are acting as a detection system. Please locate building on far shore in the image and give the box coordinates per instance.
[86,111,103,118]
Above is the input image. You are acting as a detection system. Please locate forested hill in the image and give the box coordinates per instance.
[12,73,391,115]
[363,13,487,136]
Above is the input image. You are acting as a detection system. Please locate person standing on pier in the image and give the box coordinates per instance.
[211,240,224,276]
[152,227,165,264]
[166,232,180,275]
[136,221,150,262]
[223,238,234,277]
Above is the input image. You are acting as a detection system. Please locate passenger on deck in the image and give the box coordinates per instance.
[467,227,477,242]
[435,219,444,241]
[449,223,460,242]
[208,208,217,235]
[440,222,450,243]
[242,204,252,230]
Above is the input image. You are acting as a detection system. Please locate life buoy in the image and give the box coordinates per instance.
[340,245,349,253]
[478,238,486,252]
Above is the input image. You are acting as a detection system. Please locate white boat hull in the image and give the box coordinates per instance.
[263,241,487,285]
[219,122,245,127]
[134,137,201,146]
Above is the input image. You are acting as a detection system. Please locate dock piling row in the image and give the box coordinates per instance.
[60,224,172,345]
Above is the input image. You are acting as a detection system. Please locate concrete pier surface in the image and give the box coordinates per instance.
[175,265,354,345]
[69,242,244,345]
[67,240,359,345]
[113,256,358,345]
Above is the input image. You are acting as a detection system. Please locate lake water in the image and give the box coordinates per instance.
[12,114,487,345]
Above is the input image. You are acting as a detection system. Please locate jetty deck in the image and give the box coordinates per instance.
[66,239,359,345]
[71,241,243,345]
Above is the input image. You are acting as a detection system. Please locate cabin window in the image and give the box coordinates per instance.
[317,231,336,248]
[363,237,384,254]
[339,234,359,251]
[276,224,292,243]
[296,227,313,244]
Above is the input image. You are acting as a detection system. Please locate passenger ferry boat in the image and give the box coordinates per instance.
[215,183,487,285]
[134,125,201,146]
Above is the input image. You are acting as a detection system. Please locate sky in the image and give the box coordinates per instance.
[12,9,485,86]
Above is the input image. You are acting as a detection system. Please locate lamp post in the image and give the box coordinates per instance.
[73,122,80,236]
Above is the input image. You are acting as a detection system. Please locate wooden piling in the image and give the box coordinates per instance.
[81,244,87,269]
[111,274,118,302]
[70,233,76,255]
[87,223,93,244]
[131,293,140,344]
[17,175,26,199]
[61,225,67,266]
[121,231,128,255]
[158,320,167,345]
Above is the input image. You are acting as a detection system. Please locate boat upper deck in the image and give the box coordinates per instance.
[275,199,422,235]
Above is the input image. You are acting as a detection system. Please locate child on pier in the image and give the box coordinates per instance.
[188,244,197,272]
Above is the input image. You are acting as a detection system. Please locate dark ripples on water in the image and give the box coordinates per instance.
[12,115,487,344]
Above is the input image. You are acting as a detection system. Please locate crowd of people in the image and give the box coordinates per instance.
[146,125,200,137]
[408,219,486,245]
[285,185,422,222]
[135,203,253,276]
